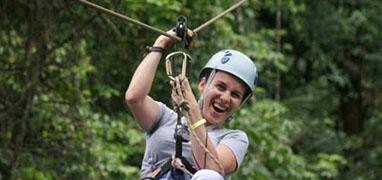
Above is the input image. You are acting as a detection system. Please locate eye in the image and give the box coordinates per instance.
[231,92,242,99]
[216,83,225,91]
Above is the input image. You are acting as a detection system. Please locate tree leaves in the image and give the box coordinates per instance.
[1,0,381,179]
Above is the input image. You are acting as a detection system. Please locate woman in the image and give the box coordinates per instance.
[125,30,258,179]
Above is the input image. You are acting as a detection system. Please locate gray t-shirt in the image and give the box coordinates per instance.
[140,101,249,178]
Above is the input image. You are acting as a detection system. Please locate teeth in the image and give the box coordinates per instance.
[213,103,227,112]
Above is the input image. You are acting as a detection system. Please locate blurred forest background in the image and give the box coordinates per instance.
[1,0,381,179]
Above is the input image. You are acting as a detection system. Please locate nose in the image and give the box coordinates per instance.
[220,91,231,104]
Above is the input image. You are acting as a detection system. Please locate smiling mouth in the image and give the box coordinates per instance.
[212,103,228,113]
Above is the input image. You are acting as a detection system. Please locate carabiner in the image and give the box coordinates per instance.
[165,51,192,80]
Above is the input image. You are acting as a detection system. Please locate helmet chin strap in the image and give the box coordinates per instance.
[203,69,216,94]
[198,68,216,111]
[199,68,216,110]
[241,94,252,106]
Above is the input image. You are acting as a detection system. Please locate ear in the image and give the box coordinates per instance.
[198,77,207,92]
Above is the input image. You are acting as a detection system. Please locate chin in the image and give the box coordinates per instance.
[203,109,226,125]
[207,115,226,126]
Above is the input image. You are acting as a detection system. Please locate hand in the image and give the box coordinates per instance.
[170,75,198,112]
[178,76,197,105]
[153,29,177,49]
[153,29,195,49]
[170,76,187,109]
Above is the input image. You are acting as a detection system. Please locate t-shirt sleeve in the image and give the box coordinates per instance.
[220,130,249,168]
[146,101,176,135]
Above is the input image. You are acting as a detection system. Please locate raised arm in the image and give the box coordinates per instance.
[125,31,175,130]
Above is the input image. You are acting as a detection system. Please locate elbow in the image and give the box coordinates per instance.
[125,90,140,105]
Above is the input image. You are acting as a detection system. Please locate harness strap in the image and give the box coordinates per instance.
[143,155,197,180]
[145,159,172,180]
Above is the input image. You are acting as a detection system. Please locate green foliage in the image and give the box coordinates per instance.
[1,0,381,179]
[88,114,143,179]
[229,99,312,179]
[310,153,347,178]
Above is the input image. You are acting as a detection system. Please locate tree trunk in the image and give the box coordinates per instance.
[11,0,49,170]
[339,56,363,134]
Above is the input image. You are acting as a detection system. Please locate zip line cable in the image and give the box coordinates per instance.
[78,0,246,40]
[78,0,181,41]
[193,0,246,33]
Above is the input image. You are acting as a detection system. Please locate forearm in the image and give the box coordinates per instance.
[125,52,162,102]
[125,36,171,103]
[190,125,223,174]
[188,105,224,174]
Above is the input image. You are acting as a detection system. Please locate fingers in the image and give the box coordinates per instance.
[177,76,192,95]
[187,29,195,37]
[170,75,192,98]
[169,75,196,113]
[171,76,188,108]
[170,76,184,97]
[175,77,184,96]
[153,29,178,49]
[171,89,182,104]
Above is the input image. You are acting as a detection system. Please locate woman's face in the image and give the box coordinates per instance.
[199,71,246,126]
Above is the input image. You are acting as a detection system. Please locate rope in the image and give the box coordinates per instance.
[77,0,181,41]
[193,0,246,33]
[78,0,246,41]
